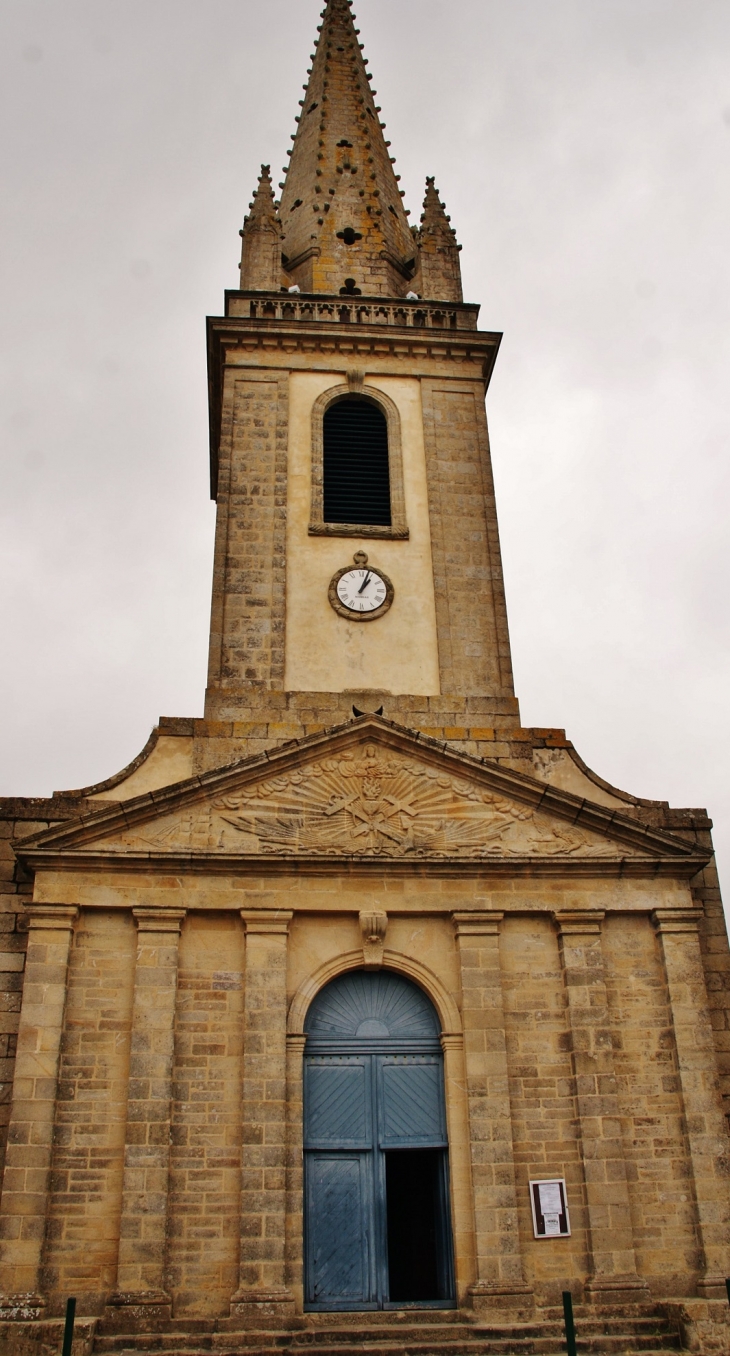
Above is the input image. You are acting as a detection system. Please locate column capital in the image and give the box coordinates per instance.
[440,1033,464,1053]
[24,905,78,930]
[240,909,293,935]
[132,907,186,932]
[286,1034,308,1055]
[553,910,605,936]
[452,910,504,936]
[652,907,703,935]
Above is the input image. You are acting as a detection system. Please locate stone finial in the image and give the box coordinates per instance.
[360,909,387,968]
[414,177,463,304]
[239,164,283,291]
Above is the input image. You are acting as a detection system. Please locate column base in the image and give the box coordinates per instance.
[468,1281,535,1320]
[229,1288,296,1328]
[663,1297,730,1351]
[696,1273,728,1299]
[584,1275,650,1305]
[0,1295,47,1322]
[103,1291,172,1331]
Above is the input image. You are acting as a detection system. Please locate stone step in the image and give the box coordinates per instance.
[217,1310,465,1331]
[543,1305,670,1321]
[96,1322,216,1339]
[512,1318,678,1337]
[92,1333,685,1356]
[94,1339,217,1353]
[95,1345,564,1356]
[90,1306,684,1356]
[288,1324,502,1343]
[94,1322,479,1351]
[90,1343,683,1356]
[572,1339,681,1354]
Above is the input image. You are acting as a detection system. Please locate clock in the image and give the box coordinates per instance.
[328,551,394,622]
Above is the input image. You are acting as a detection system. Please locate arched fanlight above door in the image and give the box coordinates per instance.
[305,969,441,1048]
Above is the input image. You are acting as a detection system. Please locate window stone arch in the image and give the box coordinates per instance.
[308,381,409,539]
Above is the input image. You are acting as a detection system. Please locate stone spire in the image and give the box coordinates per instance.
[239,164,284,291]
[278,0,416,297]
[414,177,463,303]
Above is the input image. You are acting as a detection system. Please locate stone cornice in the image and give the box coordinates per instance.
[13,714,705,865]
[17,851,707,880]
[132,907,186,932]
[14,715,709,883]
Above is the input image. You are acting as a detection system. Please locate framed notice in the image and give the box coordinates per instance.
[529,1178,570,1238]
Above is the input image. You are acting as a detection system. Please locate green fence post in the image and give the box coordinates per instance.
[61,1297,76,1356]
[562,1290,577,1356]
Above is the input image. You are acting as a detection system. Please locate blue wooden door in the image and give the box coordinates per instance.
[303,972,453,1311]
[305,1153,374,1306]
[304,1055,377,1308]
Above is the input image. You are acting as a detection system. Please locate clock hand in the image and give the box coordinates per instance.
[357,571,372,595]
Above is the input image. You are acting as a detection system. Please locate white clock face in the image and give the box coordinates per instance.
[336,567,388,614]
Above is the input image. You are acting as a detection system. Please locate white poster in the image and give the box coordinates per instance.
[529,1178,570,1238]
[538,1181,562,1235]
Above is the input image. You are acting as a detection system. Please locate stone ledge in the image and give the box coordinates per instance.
[663,1298,730,1353]
[0,1317,97,1356]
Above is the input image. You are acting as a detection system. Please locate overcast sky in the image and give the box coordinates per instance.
[1,0,729,885]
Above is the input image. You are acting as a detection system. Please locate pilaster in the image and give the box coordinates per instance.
[108,908,185,1321]
[553,910,647,1302]
[230,911,295,1325]
[284,1033,307,1310]
[453,912,533,1315]
[653,907,730,1297]
[0,905,78,1307]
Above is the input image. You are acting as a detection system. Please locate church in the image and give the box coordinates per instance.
[1,2,729,1353]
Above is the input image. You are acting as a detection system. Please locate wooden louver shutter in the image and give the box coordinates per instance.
[323,398,391,526]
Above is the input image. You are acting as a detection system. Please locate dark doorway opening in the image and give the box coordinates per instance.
[386,1150,450,1303]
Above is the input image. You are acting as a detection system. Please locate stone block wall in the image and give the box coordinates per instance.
[191,700,546,776]
[420,379,514,700]
[168,913,245,1316]
[206,370,289,694]
[500,913,591,1294]
[0,799,104,1206]
[0,820,27,1189]
[0,888,729,1313]
[0,805,84,1189]
[42,908,135,1304]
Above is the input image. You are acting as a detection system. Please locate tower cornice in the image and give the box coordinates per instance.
[205,296,502,497]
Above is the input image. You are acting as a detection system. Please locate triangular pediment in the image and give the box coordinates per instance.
[16,717,705,875]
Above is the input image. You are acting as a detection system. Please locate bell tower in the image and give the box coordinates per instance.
[204,0,517,741]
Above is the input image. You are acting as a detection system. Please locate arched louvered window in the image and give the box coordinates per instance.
[323,397,391,527]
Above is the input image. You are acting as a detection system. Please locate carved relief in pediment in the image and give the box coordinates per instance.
[102,743,637,860]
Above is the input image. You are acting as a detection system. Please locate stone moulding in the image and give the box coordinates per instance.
[286,945,462,1037]
[226,289,479,330]
[13,715,709,880]
[206,313,501,497]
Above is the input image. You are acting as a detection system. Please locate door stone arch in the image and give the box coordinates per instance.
[302,969,455,1311]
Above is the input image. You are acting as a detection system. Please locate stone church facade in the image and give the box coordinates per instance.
[1,1,730,1352]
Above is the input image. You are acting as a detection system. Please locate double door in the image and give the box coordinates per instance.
[304,1051,454,1310]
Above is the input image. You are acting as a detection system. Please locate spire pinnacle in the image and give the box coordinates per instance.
[278,0,416,297]
[239,164,284,291]
[415,177,463,303]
